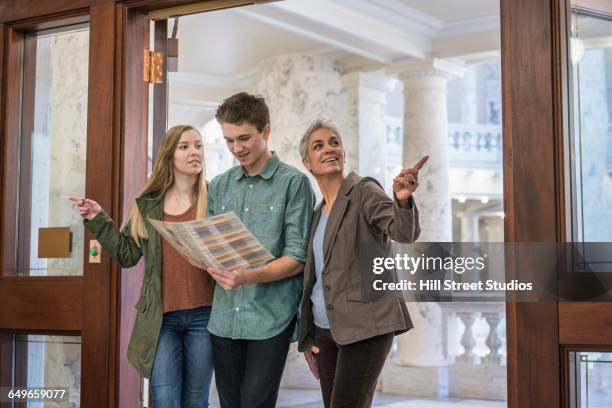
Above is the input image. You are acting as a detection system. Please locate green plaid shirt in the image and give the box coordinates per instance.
[207,152,315,340]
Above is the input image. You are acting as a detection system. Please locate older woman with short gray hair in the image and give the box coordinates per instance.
[297,119,428,408]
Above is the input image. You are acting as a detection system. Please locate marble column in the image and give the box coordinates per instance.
[340,71,397,180]
[386,58,464,367]
[255,53,349,179]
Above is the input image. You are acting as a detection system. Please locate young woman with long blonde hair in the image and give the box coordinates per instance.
[70,125,214,407]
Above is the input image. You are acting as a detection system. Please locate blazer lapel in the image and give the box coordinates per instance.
[322,173,361,266]
[323,194,350,266]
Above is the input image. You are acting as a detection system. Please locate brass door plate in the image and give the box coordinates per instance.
[89,240,102,264]
[38,227,72,258]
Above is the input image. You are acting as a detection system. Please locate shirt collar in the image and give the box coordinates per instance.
[235,151,280,181]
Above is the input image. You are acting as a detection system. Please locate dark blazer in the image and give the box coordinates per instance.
[298,172,420,351]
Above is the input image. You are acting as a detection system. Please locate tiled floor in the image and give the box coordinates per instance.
[209,388,507,407]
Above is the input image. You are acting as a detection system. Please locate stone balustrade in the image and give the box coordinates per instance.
[281,302,507,401]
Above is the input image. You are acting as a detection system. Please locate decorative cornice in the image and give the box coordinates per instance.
[334,0,443,37]
[236,0,431,62]
[437,15,500,39]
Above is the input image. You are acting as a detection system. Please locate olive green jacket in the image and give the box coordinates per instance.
[84,192,164,379]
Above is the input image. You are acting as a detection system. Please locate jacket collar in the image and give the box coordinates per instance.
[235,151,280,181]
[314,171,360,212]
[339,171,360,197]
[135,191,164,213]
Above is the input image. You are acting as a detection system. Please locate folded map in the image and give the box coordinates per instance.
[148,212,274,270]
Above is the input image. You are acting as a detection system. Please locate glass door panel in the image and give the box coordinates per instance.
[569,351,612,408]
[15,24,90,276]
[568,9,612,271]
[3,335,81,407]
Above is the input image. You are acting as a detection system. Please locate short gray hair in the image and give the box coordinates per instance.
[299,119,343,161]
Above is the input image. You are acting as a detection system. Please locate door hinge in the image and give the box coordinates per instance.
[144,49,164,83]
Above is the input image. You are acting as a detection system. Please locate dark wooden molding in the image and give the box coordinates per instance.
[152,18,168,162]
[1,28,24,277]
[0,277,81,331]
[559,302,612,344]
[16,32,36,277]
[116,4,150,407]
[501,0,563,406]
[0,3,101,25]
[81,4,117,408]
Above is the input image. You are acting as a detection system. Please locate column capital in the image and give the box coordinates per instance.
[386,58,465,80]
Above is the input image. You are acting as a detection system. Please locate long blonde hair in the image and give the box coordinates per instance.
[123,125,208,246]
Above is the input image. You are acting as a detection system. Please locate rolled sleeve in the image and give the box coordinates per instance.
[281,175,315,263]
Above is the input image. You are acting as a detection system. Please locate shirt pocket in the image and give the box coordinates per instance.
[251,202,285,238]
[217,201,238,215]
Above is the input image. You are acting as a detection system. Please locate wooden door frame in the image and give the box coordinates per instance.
[0,0,585,406]
[0,4,118,408]
[500,0,578,404]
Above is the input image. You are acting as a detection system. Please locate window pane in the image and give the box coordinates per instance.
[570,12,612,256]
[18,24,89,276]
[570,351,612,408]
[9,335,81,407]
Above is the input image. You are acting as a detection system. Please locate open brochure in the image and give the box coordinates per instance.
[148,212,274,270]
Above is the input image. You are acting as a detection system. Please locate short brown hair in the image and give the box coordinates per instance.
[215,92,270,133]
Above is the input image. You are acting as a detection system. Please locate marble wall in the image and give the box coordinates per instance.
[255,52,349,187]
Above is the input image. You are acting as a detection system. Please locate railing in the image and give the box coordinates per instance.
[384,121,503,169]
[447,124,503,169]
[379,302,507,401]
[440,302,506,365]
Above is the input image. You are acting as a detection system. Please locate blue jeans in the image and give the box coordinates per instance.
[151,305,214,408]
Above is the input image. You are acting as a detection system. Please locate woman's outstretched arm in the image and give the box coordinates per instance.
[69,196,143,267]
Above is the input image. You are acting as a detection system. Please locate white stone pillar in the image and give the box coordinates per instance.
[386,59,464,368]
[340,71,397,179]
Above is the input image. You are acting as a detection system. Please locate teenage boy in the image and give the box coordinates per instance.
[206,92,315,408]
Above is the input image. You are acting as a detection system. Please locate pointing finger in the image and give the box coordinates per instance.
[411,155,429,171]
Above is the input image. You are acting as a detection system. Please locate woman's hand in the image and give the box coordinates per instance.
[68,196,102,221]
[393,155,429,206]
[304,345,320,379]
